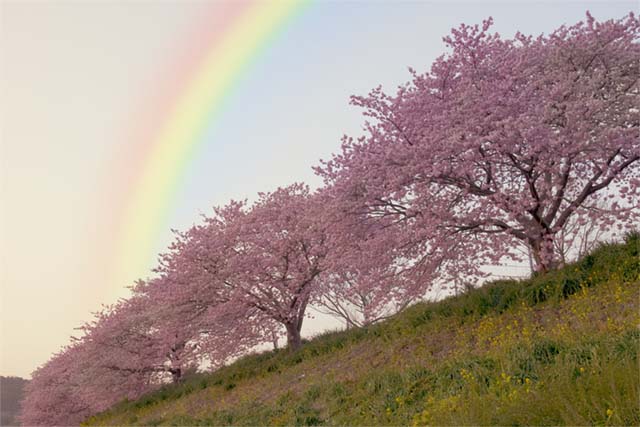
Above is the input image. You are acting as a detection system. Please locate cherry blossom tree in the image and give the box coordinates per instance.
[221,185,330,350]
[20,291,207,426]
[133,271,274,369]
[78,292,200,385]
[19,344,93,426]
[317,12,639,273]
[314,189,430,327]
[160,184,330,351]
[316,265,420,328]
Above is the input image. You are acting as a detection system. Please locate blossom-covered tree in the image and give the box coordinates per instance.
[19,344,93,426]
[317,12,639,272]
[20,292,206,426]
[316,264,420,328]
[161,184,330,351]
[315,189,429,327]
[79,292,200,385]
[134,270,273,369]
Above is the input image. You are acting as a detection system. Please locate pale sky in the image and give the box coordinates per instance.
[1,0,635,378]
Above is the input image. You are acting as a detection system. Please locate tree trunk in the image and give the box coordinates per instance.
[529,233,559,273]
[170,367,182,383]
[285,321,303,352]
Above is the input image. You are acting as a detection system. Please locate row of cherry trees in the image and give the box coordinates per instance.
[20,12,639,426]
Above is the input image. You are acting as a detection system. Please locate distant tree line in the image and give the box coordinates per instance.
[1,376,28,427]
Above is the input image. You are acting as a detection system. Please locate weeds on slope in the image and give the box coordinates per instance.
[85,233,639,426]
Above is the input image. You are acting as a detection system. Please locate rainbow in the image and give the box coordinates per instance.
[111,0,310,291]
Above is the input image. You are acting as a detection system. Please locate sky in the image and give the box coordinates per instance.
[0,0,635,378]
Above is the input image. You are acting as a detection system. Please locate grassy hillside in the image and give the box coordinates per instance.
[86,235,639,426]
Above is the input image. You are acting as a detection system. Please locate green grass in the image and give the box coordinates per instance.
[85,233,640,426]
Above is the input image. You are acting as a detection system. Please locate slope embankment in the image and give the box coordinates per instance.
[86,235,639,426]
